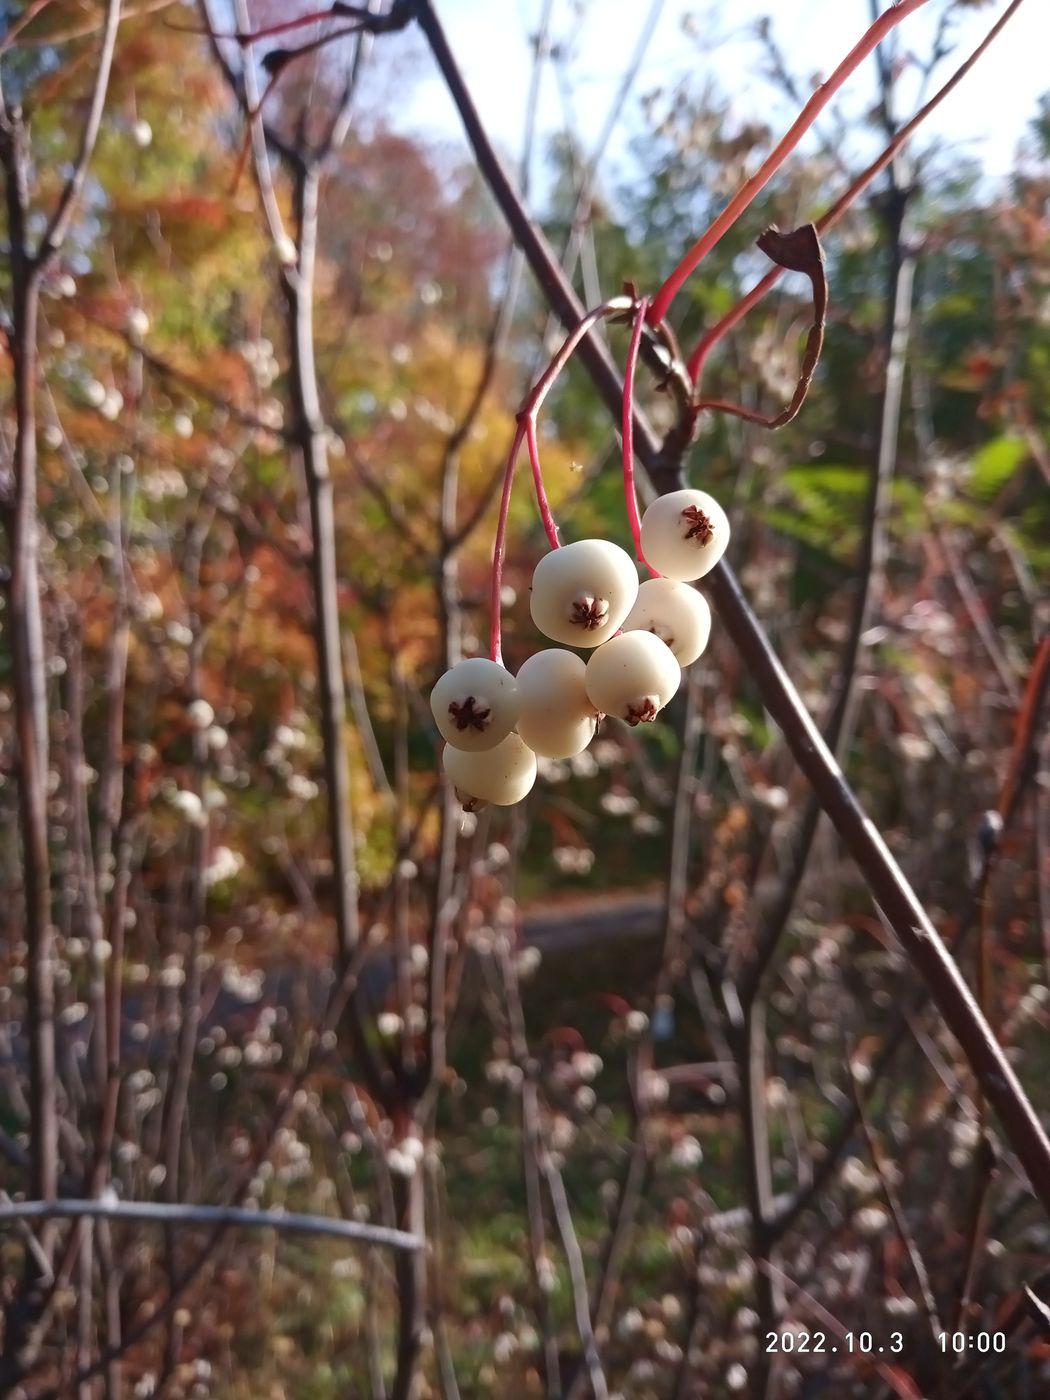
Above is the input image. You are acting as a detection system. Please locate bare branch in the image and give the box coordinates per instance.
[648,0,930,322]
[0,1198,422,1251]
[35,0,122,270]
[415,0,1050,1213]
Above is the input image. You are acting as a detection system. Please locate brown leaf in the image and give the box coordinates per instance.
[694,221,828,431]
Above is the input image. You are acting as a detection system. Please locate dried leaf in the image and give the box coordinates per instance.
[694,221,828,430]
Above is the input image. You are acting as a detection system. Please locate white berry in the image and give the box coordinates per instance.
[585,631,680,727]
[516,650,599,759]
[530,539,639,648]
[443,732,537,807]
[623,577,712,667]
[430,658,519,752]
[640,489,730,581]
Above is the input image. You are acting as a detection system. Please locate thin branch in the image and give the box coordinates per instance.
[768,638,1049,1242]
[766,1261,924,1399]
[544,1156,610,1400]
[5,0,168,47]
[687,0,1029,382]
[415,0,1050,1215]
[739,199,918,1006]
[0,1199,422,1251]
[735,992,779,1400]
[930,513,1022,705]
[648,0,929,323]
[850,1058,941,1342]
[35,0,122,270]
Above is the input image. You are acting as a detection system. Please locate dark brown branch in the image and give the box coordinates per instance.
[739,193,918,1007]
[768,637,1049,1242]
[415,0,1050,1215]
[390,1171,428,1400]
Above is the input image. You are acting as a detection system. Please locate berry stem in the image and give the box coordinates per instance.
[524,418,560,550]
[647,0,929,327]
[523,295,633,416]
[489,296,634,663]
[489,419,527,664]
[621,297,660,578]
[685,0,1027,385]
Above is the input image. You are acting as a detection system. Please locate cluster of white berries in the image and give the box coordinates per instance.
[431,489,729,808]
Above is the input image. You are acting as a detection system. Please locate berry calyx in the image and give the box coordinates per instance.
[639,489,730,582]
[442,731,538,807]
[530,539,639,648]
[448,696,490,732]
[430,658,519,752]
[681,505,714,545]
[584,630,681,727]
[570,595,609,631]
[625,698,659,725]
[622,577,712,666]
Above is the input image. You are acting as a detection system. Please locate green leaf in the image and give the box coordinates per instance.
[766,464,868,561]
[970,436,1027,500]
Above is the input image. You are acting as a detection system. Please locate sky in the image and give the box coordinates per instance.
[390,0,1046,201]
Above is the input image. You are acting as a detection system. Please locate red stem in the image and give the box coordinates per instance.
[648,0,930,326]
[686,0,1028,383]
[489,419,527,664]
[171,10,337,43]
[621,298,659,576]
[525,418,561,551]
[418,0,1050,1221]
[488,296,633,664]
[524,296,632,416]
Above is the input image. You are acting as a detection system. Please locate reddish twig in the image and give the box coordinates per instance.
[997,636,1050,824]
[416,0,1050,1217]
[488,420,528,666]
[621,296,659,574]
[488,296,632,663]
[687,0,1029,382]
[524,417,561,551]
[648,0,929,324]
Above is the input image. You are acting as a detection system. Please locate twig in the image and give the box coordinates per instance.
[929,513,1021,705]
[416,0,1050,1215]
[687,0,1029,381]
[544,1156,610,1400]
[35,0,122,268]
[621,296,657,572]
[849,1058,941,1342]
[648,0,929,323]
[765,1259,923,1399]
[739,192,918,1007]
[0,1199,422,1251]
[736,993,778,1400]
[694,223,827,430]
[487,295,631,663]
